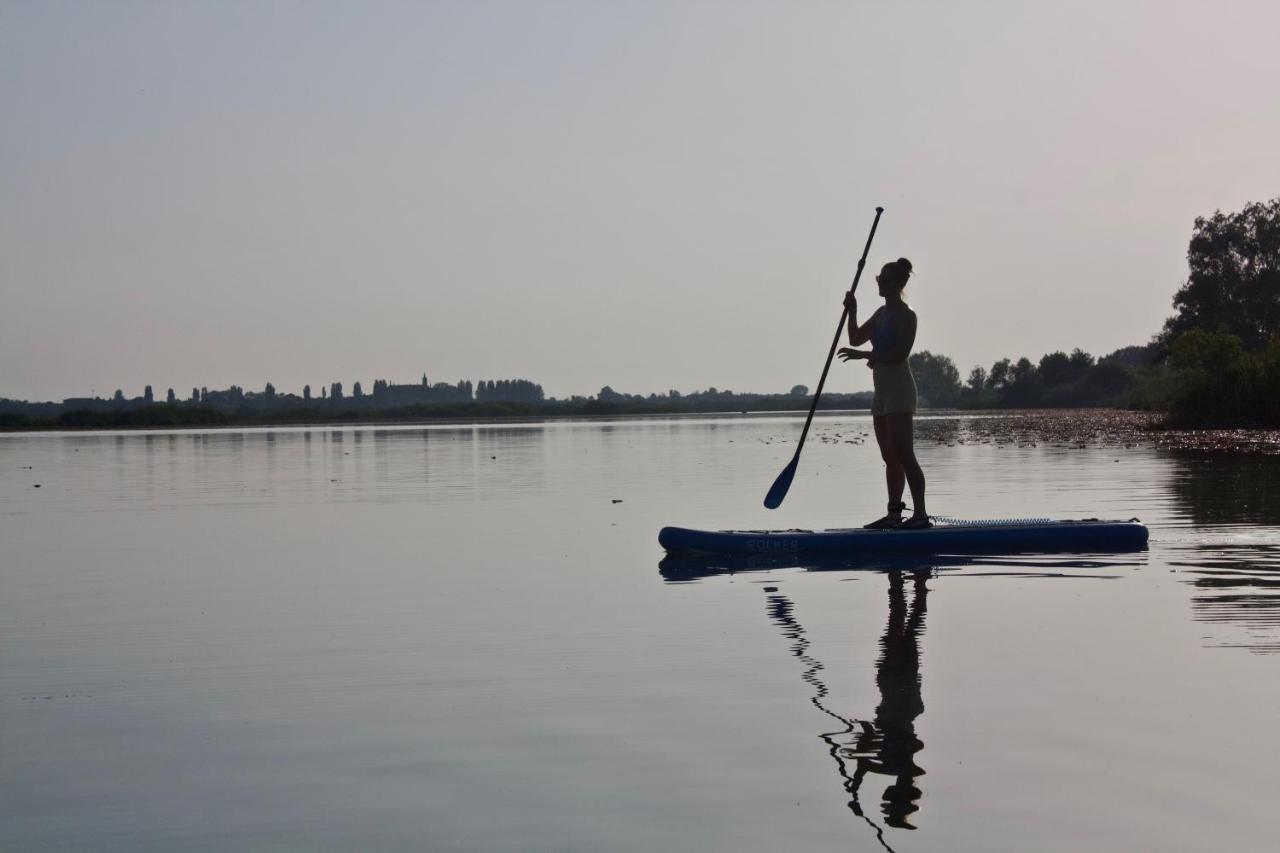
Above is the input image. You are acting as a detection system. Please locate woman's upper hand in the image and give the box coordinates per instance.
[842,291,857,312]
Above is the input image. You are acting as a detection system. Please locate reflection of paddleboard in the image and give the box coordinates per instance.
[659,518,1149,556]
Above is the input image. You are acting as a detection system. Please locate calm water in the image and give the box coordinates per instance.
[4,413,1280,852]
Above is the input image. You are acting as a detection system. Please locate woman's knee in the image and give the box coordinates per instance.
[878,435,900,466]
[872,420,895,464]
[879,445,898,466]
[885,417,920,471]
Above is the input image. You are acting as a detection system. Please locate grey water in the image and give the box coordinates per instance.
[3,413,1280,852]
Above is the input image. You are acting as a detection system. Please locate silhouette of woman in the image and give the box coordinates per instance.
[838,259,929,529]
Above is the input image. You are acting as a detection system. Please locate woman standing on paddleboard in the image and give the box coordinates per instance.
[837,258,930,529]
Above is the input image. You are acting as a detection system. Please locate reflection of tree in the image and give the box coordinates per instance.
[1167,453,1280,653]
[1167,452,1280,527]
[767,569,929,849]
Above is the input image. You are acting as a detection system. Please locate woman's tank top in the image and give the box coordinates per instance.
[870,308,895,353]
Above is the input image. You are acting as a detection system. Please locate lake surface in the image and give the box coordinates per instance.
[4,412,1280,852]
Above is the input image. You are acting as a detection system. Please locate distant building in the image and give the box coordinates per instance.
[62,397,102,411]
[368,378,474,404]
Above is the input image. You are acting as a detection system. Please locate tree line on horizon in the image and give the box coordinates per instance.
[904,344,1158,411]
[554,197,1279,426]
[3,198,1276,430]
[0,379,874,429]
[907,197,1280,426]
[0,375,539,418]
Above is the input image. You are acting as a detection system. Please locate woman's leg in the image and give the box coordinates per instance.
[873,414,906,510]
[886,412,926,518]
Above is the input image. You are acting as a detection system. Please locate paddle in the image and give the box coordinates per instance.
[764,206,884,509]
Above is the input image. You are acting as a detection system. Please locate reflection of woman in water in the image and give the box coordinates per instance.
[767,568,928,842]
[838,259,930,529]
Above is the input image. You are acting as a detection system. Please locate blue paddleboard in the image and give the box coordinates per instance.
[658,518,1149,556]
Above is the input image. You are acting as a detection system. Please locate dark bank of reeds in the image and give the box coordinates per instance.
[0,392,877,431]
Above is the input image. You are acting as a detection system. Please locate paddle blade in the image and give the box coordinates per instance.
[764,455,799,509]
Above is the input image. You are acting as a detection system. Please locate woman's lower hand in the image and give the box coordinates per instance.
[837,347,866,362]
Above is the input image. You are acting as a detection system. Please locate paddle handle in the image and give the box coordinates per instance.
[793,207,884,453]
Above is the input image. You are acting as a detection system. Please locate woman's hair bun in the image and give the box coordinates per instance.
[896,258,913,277]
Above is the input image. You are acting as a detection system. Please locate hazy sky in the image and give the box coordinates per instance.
[3,1,1278,401]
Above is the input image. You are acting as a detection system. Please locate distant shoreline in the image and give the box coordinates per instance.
[0,395,877,433]
[0,402,867,434]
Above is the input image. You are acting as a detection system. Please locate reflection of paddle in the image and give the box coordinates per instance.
[765,206,884,509]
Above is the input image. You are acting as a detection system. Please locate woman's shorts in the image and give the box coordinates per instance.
[871,362,917,417]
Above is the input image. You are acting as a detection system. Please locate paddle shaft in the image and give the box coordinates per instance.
[791,206,884,454]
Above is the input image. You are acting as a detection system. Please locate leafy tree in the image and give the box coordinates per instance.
[191,388,199,401]
[1100,344,1156,368]
[264,382,276,401]
[303,384,311,401]
[1165,329,1251,426]
[1038,351,1073,386]
[1003,357,1043,406]
[1036,350,1094,389]
[1163,198,1280,349]
[966,366,987,393]
[476,379,543,403]
[144,385,154,403]
[908,351,961,406]
[113,389,124,402]
[1169,328,1246,376]
[790,384,809,396]
[330,382,343,400]
[1079,362,1135,401]
[986,358,1011,390]
[352,382,363,398]
[1069,348,1095,372]
[166,388,176,404]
